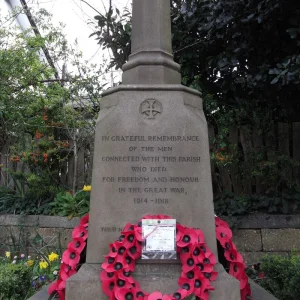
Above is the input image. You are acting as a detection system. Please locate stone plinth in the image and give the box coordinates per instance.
[66,84,241,299]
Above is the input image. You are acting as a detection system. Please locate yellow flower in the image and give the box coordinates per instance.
[48,252,59,262]
[39,261,48,269]
[5,251,11,258]
[27,260,34,267]
[83,185,91,192]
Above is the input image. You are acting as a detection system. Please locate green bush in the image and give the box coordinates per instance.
[50,190,90,218]
[0,263,31,300]
[258,253,300,300]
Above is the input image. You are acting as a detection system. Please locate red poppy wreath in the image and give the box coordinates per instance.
[101,214,217,300]
[48,214,251,300]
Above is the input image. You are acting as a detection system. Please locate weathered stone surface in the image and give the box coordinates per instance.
[35,227,73,249]
[27,284,50,300]
[38,215,80,228]
[232,229,262,252]
[229,214,300,229]
[0,214,38,226]
[240,251,289,265]
[249,279,278,300]
[66,264,102,300]
[262,229,300,251]
[122,0,180,85]
[210,264,240,300]
[86,87,217,263]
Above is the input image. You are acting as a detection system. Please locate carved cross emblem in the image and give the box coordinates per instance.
[140,99,162,119]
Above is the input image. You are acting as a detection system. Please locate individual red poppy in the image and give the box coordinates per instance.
[107,242,124,257]
[118,269,135,284]
[134,225,143,242]
[173,288,189,300]
[102,255,127,273]
[229,262,246,280]
[79,214,89,228]
[57,290,66,300]
[147,291,174,300]
[72,225,88,241]
[241,283,251,300]
[194,229,205,244]
[102,276,115,296]
[224,249,243,264]
[240,273,250,290]
[215,225,233,240]
[218,235,236,252]
[56,278,67,291]
[175,223,186,242]
[197,289,209,300]
[135,287,148,299]
[115,287,136,300]
[48,280,59,296]
[180,253,196,272]
[201,252,217,273]
[114,277,133,290]
[127,244,141,260]
[120,225,137,249]
[59,267,76,282]
[100,270,115,282]
[177,228,198,248]
[215,217,231,230]
[68,238,86,254]
[60,263,72,273]
[62,246,81,269]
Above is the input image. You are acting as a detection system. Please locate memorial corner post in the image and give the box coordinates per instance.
[66,0,241,299]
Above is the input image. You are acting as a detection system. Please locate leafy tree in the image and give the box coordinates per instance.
[91,0,300,123]
[0,8,105,210]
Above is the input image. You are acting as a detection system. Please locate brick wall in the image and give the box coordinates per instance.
[1,214,300,264]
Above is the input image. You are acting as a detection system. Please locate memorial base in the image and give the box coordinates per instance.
[65,263,241,300]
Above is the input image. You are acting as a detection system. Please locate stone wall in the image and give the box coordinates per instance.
[1,214,300,264]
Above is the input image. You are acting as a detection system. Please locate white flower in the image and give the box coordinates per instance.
[53,270,58,275]
[14,256,17,259]
[28,255,31,259]
[12,260,16,264]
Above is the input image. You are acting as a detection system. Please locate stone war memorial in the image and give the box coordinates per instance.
[66,0,241,298]
[30,0,277,300]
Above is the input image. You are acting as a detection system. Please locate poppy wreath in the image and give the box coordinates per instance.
[101,214,218,300]
[48,214,251,300]
[215,217,251,299]
[48,214,89,300]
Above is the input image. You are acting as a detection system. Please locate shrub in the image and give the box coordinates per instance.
[255,253,300,300]
[50,190,90,218]
[0,263,31,300]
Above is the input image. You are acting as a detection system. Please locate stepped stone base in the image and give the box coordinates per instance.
[28,265,278,300]
[65,263,241,300]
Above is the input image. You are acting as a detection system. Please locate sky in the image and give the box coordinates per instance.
[27,0,132,82]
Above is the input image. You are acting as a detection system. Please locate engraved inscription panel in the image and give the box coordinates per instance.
[100,135,201,207]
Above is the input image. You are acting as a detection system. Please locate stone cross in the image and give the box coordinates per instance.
[66,0,240,299]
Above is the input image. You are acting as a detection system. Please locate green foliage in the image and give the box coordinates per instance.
[0,8,104,208]
[92,6,131,70]
[0,263,31,300]
[91,0,300,117]
[214,186,300,216]
[50,190,90,219]
[0,225,63,298]
[256,253,300,300]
